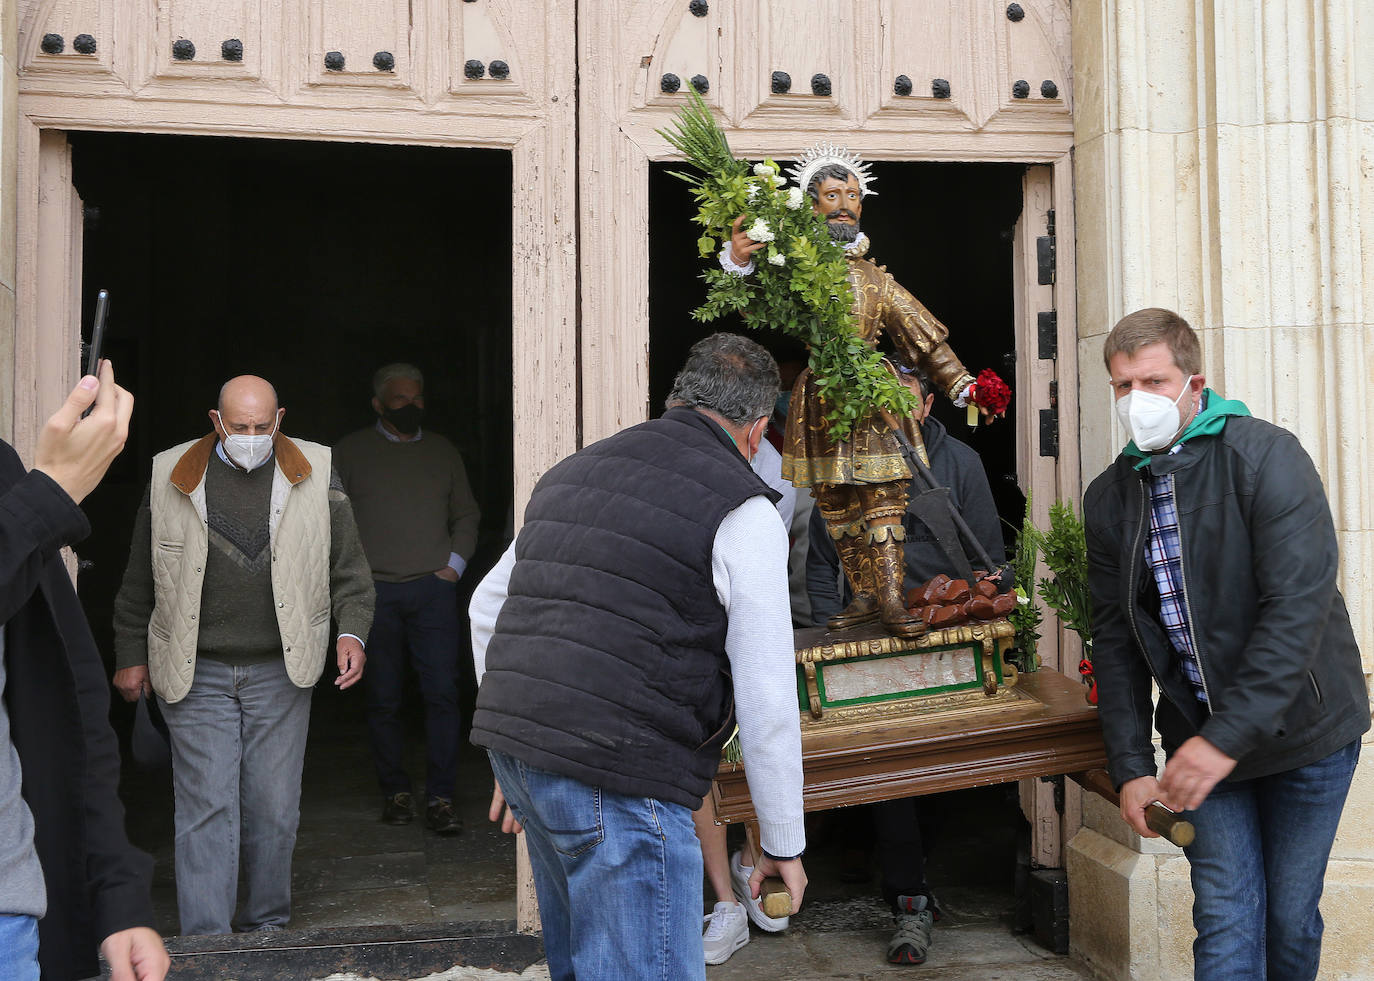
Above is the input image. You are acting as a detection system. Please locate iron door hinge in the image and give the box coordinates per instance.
[1037,311,1057,360]
[1039,380,1059,459]
[1037,209,1056,286]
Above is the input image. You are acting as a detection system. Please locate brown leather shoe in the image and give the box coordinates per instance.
[426,798,463,836]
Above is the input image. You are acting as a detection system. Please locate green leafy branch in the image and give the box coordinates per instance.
[657,89,913,441]
[1004,494,1044,672]
[1035,500,1093,655]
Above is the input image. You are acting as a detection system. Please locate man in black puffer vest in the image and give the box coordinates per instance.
[470,334,806,981]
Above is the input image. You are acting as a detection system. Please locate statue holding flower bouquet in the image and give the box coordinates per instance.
[661,93,1012,640]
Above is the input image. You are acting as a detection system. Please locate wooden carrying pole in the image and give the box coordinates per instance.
[1070,769,1196,847]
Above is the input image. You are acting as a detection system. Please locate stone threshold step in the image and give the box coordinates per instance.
[107,920,544,980]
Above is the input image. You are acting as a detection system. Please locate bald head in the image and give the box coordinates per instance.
[212,375,283,438]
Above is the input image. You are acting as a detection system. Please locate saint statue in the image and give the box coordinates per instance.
[721,144,999,640]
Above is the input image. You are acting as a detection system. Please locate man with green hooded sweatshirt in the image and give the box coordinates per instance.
[1083,308,1367,981]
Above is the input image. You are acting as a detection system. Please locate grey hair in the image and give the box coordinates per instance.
[806,163,860,201]
[666,333,780,426]
[372,362,424,398]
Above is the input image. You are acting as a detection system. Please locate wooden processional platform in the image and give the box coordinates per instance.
[712,620,1108,822]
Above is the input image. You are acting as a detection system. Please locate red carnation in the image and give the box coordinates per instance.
[970,369,1012,416]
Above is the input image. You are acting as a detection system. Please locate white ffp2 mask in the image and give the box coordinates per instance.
[218,413,278,471]
[1115,378,1194,451]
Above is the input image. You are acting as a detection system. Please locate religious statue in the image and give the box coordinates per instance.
[661,100,1010,642]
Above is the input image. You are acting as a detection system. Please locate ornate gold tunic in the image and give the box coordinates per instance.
[781,252,976,488]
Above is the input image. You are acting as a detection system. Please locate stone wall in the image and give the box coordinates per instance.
[0,0,17,442]
[1070,0,1373,976]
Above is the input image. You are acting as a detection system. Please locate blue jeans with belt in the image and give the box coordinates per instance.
[365,576,462,802]
[160,657,312,935]
[487,750,705,981]
[1183,738,1360,980]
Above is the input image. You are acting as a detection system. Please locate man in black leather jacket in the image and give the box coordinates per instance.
[1084,308,1367,981]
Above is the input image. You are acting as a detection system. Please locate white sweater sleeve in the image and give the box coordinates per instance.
[749,439,795,531]
[469,540,517,684]
[712,495,807,858]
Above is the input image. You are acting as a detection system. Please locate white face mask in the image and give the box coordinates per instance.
[217,412,278,471]
[1114,377,1194,451]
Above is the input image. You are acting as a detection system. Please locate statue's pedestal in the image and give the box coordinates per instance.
[712,621,1106,820]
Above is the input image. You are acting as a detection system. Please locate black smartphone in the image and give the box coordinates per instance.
[81,289,110,417]
[85,289,110,377]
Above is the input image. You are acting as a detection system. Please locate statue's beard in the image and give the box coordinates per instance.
[825,213,862,243]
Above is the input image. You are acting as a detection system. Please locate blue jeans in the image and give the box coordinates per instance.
[1183,739,1360,980]
[160,656,312,935]
[488,751,705,981]
[365,576,462,801]
[0,915,39,981]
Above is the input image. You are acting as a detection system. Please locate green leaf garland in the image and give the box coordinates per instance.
[658,89,914,441]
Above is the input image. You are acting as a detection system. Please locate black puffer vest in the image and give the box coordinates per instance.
[471,407,780,808]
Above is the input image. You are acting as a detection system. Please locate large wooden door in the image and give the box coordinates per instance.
[14,0,577,508]
[578,0,1075,439]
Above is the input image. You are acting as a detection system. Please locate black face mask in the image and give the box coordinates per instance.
[382,403,423,435]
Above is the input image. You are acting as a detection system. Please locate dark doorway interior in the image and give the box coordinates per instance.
[67,132,517,933]
[648,159,1028,548]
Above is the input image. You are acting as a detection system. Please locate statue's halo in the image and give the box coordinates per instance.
[786,142,878,198]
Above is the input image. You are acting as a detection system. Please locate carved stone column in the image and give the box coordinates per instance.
[1070,0,1374,976]
[0,0,16,443]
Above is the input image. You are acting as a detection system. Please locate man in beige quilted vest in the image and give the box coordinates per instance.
[111,375,375,936]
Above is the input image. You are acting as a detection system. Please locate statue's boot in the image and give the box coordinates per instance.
[870,528,925,640]
[827,534,881,630]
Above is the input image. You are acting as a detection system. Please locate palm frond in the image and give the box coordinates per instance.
[656,87,745,180]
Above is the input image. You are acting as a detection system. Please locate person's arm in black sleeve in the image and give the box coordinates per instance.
[1084,482,1159,790]
[112,482,154,672]
[805,504,844,627]
[958,454,1006,566]
[0,442,90,623]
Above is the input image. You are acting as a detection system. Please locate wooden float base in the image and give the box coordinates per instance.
[712,668,1108,822]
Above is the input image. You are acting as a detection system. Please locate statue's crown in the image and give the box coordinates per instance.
[787,142,877,197]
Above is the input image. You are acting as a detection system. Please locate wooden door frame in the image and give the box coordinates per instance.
[578,116,1082,865]
[14,110,578,506]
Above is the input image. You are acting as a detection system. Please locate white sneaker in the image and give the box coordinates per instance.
[702,901,749,965]
[729,850,790,932]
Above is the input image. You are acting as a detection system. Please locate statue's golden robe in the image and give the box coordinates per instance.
[781,253,975,488]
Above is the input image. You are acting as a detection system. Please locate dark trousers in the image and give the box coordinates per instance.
[364,576,462,801]
[874,796,931,912]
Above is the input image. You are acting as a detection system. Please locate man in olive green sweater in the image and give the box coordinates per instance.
[112,375,374,936]
[334,363,480,835]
